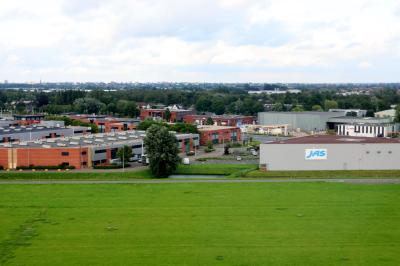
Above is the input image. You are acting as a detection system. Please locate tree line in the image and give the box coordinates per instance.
[0,87,399,117]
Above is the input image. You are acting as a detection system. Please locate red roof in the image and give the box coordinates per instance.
[267,135,400,144]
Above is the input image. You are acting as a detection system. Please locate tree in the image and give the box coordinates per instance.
[35,93,49,107]
[164,108,171,122]
[144,124,180,178]
[206,117,214,125]
[324,100,338,111]
[73,97,105,114]
[312,105,323,111]
[292,105,304,112]
[395,105,400,123]
[117,145,132,163]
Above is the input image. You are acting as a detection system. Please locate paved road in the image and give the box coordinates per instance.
[0,178,399,185]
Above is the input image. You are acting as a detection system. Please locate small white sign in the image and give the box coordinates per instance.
[305,149,328,160]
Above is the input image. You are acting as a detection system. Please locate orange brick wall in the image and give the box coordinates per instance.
[0,149,8,168]
[15,147,89,169]
[199,128,242,145]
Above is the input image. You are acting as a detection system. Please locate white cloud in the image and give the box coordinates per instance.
[0,0,399,82]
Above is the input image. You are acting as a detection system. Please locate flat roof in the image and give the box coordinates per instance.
[0,125,72,136]
[327,116,393,124]
[198,125,238,131]
[265,135,400,144]
[1,130,198,149]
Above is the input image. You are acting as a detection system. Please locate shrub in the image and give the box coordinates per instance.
[204,148,215,153]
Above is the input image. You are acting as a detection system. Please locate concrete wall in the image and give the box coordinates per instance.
[258,112,345,132]
[260,143,400,170]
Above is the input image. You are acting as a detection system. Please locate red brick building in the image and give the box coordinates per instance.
[183,114,254,127]
[197,125,241,145]
[140,106,194,122]
[69,115,138,133]
[0,131,199,169]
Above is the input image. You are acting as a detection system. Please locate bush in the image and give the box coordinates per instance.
[204,148,215,153]
[16,164,76,170]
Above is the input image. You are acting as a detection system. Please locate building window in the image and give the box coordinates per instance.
[81,151,87,155]
[366,151,370,154]
[61,152,69,156]
[377,151,381,154]
[95,149,107,154]
[388,151,392,154]
[82,162,87,166]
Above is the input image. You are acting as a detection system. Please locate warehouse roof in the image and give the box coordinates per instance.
[1,130,198,149]
[267,135,400,144]
[197,125,239,131]
[327,116,393,124]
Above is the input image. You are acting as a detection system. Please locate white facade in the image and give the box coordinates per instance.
[337,124,395,138]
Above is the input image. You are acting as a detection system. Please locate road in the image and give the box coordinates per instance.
[0,178,399,185]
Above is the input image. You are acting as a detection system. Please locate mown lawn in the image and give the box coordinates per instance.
[0,169,154,180]
[0,183,399,265]
[245,169,400,179]
[175,164,257,175]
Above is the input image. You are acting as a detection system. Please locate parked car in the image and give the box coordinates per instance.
[183,158,190,165]
[128,155,139,162]
[236,156,242,161]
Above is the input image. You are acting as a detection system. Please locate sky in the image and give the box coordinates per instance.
[0,0,400,83]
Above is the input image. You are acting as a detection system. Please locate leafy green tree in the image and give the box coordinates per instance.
[312,105,323,111]
[206,117,214,125]
[292,105,305,112]
[144,124,180,178]
[73,97,105,114]
[117,145,132,163]
[35,93,49,107]
[211,98,225,115]
[324,100,338,111]
[164,108,171,122]
[395,105,400,123]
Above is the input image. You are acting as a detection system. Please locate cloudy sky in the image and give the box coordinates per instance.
[1,0,400,83]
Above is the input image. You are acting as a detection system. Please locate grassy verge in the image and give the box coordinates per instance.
[0,183,399,265]
[0,169,154,180]
[174,164,258,175]
[245,169,400,179]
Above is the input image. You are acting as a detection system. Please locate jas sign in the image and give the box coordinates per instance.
[305,149,328,160]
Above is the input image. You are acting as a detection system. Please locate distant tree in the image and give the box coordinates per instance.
[125,101,139,117]
[273,102,284,111]
[144,124,180,178]
[73,97,105,114]
[395,105,400,123]
[324,100,338,111]
[164,108,171,122]
[312,105,323,111]
[206,117,214,125]
[35,93,49,107]
[292,105,305,112]
[195,96,212,112]
[137,119,165,131]
[169,122,199,134]
[211,98,225,115]
[117,145,132,163]
[107,103,117,114]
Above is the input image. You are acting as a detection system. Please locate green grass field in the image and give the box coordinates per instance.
[1,182,399,265]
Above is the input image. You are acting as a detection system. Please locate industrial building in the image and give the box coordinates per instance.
[0,125,91,143]
[327,116,398,137]
[197,125,241,145]
[259,135,400,171]
[241,124,289,136]
[69,114,140,133]
[140,105,194,122]
[258,111,345,132]
[329,109,367,117]
[0,130,199,169]
[183,114,254,127]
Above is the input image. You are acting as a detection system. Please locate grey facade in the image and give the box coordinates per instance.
[258,112,345,132]
[260,138,400,171]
